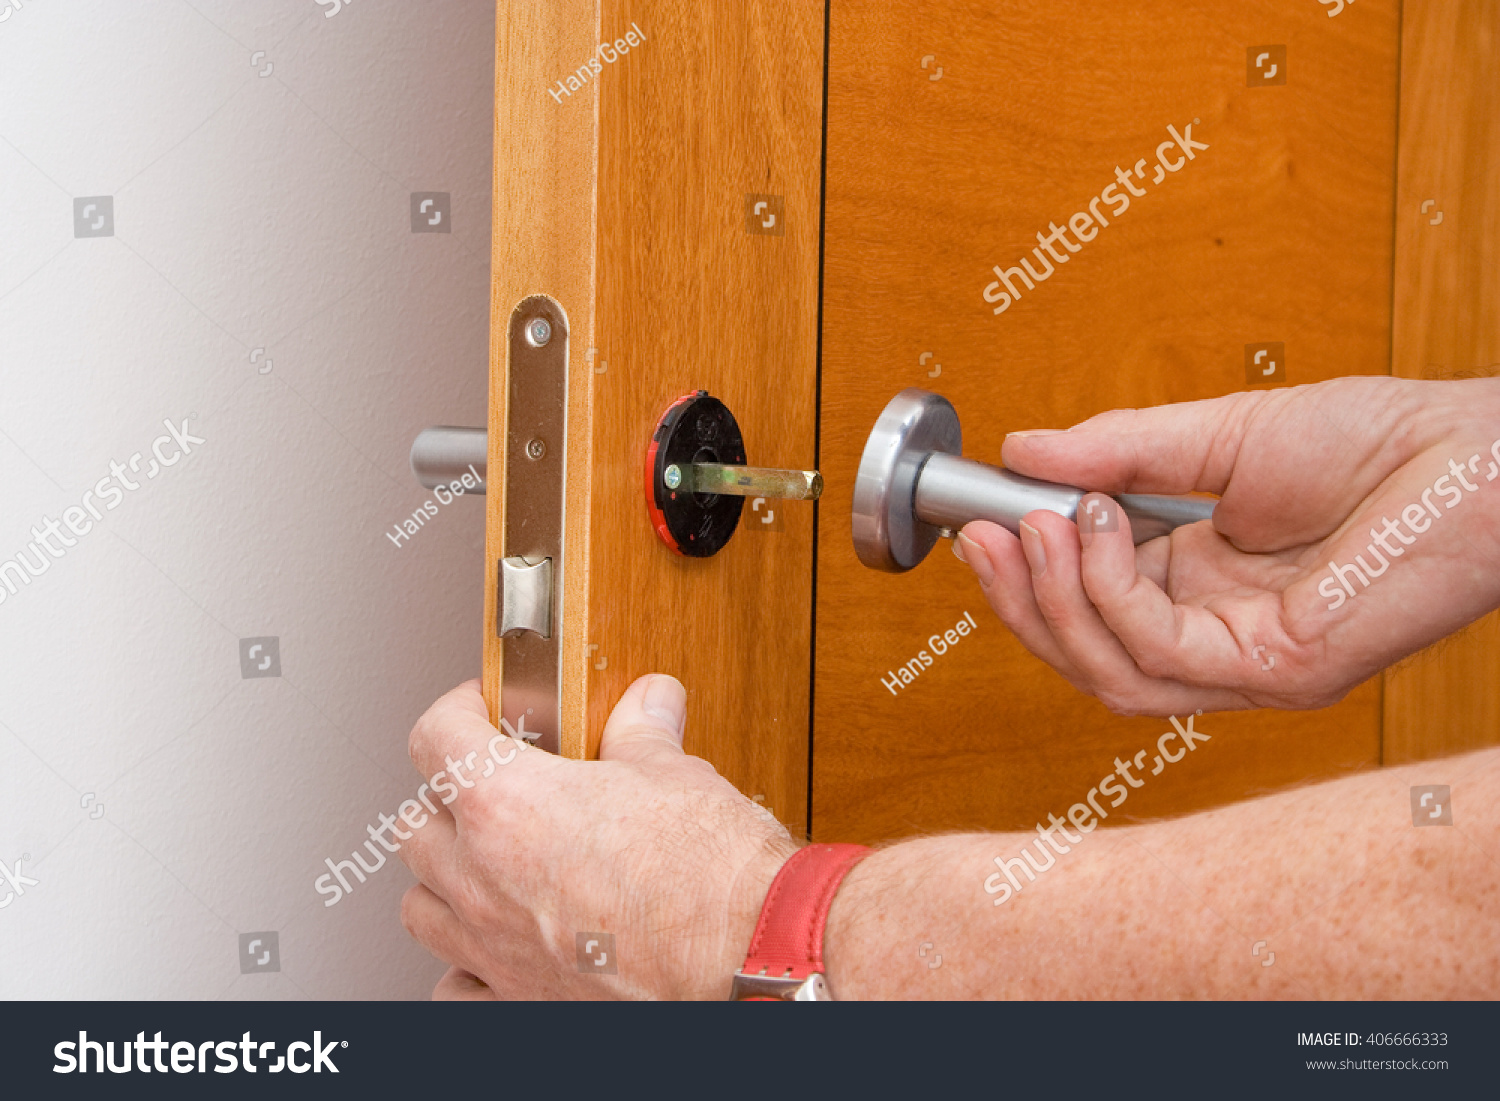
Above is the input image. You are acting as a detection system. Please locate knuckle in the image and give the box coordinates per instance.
[408,711,439,765]
[399,888,425,937]
[678,755,720,783]
[446,878,492,928]
[1131,646,1174,680]
[1095,684,1146,716]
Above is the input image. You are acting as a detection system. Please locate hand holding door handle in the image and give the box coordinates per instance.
[852,389,1215,572]
[905,376,1500,717]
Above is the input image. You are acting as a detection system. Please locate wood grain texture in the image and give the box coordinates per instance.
[1384,0,1500,764]
[486,0,599,757]
[813,0,1398,843]
[488,2,825,833]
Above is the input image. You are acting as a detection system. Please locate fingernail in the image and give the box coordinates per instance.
[642,674,686,735]
[1006,429,1066,439]
[954,532,994,586]
[1018,521,1047,577]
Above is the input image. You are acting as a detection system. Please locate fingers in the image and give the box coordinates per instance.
[1021,505,1174,708]
[432,966,497,1001]
[408,681,550,822]
[958,503,1249,715]
[402,884,482,975]
[957,521,1085,685]
[1076,493,1238,686]
[408,679,501,779]
[598,674,688,766]
[394,798,459,890]
[1001,391,1257,496]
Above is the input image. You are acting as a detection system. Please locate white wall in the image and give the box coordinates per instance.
[0,0,495,998]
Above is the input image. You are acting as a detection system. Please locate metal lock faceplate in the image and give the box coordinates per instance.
[496,295,569,754]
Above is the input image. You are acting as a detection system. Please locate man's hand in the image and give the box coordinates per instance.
[955,376,1500,715]
[398,675,797,1000]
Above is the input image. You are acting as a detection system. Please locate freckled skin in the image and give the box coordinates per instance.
[398,674,1500,1000]
[826,748,1500,998]
[399,378,1500,1001]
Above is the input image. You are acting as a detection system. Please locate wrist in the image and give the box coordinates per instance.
[701,833,800,999]
[725,841,873,999]
[822,843,889,999]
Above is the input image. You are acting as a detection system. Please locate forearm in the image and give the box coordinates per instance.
[823,746,1500,999]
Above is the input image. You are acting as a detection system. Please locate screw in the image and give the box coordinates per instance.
[526,438,546,461]
[528,318,552,346]
[663,464,682,489]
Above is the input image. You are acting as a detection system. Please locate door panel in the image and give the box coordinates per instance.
[485,1,825,834]
[1384,0,1500,764]
[812,0,1399,842]
[485,1,1499,848]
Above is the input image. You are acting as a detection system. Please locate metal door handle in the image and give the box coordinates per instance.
[852,389,1217,572]
[410,426,487,491]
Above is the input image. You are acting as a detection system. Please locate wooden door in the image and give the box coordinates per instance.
[483,0,826,835]
[1384,0,1500,763]
[813,0,1401,841]
[486,0,1500,846]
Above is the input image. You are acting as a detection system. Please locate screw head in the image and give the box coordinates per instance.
[527,318,552,346]
[526,438,546,461]
[663,464,682,489]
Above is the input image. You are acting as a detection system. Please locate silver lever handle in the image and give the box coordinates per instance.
[853,389,1216,573]
[915,454,1215,543]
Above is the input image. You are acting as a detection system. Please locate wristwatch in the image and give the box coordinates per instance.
[730,842,872,1000]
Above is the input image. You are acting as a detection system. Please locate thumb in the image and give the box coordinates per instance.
[598,673,687,764]
[1000,391,1256,496]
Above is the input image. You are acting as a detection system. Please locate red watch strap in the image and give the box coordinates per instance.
[739,843,871,986]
